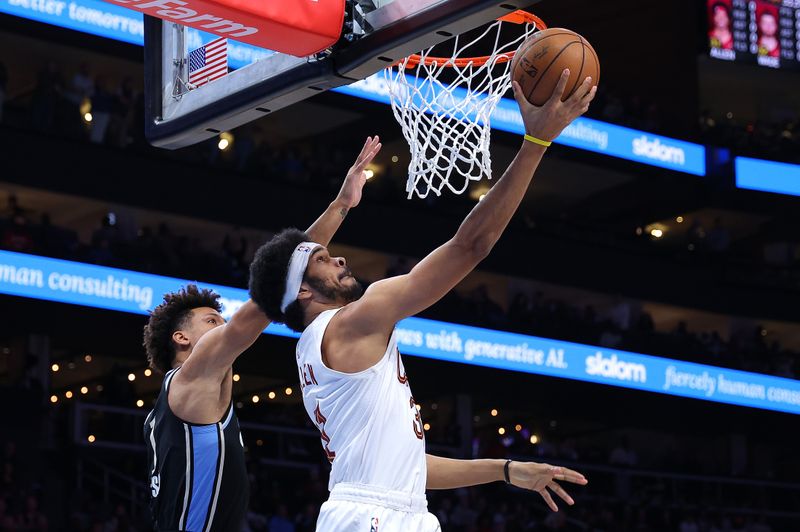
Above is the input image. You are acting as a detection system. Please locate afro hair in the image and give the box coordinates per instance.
[249,228,310,332]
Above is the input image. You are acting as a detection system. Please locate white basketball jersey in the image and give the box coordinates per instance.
[296,308,427,496]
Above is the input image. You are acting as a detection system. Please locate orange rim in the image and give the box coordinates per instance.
[401,10,547,69]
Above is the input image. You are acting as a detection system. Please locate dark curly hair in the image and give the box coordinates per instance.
[143,284,222,374]
[249,228,310,333]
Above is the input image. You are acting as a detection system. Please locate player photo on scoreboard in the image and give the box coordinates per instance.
[708,0,737,60]
[709,0,735,50]
[755,0,780,66]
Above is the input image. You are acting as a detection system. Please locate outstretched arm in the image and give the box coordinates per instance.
[338,72,596,343]
[305,136,381,246]
[426,454,588,512]
[180,137,381,380]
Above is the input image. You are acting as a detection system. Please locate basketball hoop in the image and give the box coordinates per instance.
[385,10,546,199]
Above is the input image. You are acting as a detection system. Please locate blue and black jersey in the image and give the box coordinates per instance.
[144,368,248,531]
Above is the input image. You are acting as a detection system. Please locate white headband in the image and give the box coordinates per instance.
[280,242,321,313]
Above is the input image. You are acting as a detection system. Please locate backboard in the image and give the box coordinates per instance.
[144,0,543,149]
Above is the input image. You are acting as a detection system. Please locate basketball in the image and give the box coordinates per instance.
[511,28,600,106]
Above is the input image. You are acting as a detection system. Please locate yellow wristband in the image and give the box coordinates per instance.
[524,134,552,147]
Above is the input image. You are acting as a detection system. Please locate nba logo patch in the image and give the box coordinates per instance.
[370,517,379,532]
[521,58,539,77]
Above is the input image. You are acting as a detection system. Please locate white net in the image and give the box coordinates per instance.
[385,16,539,199]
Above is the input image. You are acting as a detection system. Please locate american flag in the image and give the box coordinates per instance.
[188,37,228,88]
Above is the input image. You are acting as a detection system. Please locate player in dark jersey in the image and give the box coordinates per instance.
[142,136,381,531]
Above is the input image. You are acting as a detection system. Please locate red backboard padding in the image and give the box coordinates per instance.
[113,0,345,55]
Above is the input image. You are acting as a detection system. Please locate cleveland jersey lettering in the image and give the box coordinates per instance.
[296,308,427,495]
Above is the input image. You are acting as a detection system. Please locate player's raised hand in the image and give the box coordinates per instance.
[512,69,597,144]
[507,461,588,512]
[336,135,382,209]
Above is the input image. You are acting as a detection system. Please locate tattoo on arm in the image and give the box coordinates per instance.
[339,207,349,219]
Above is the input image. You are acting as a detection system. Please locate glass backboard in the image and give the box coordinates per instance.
[144,0,542,149]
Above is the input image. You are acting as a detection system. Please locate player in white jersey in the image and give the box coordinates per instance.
[249,71,596,531]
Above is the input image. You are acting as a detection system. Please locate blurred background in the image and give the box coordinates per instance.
[0,0,799,530]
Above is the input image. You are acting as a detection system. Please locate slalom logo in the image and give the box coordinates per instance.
[585,352,647,383]
[632,136,686,166]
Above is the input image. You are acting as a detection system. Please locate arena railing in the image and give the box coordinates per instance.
[70,402,800,521]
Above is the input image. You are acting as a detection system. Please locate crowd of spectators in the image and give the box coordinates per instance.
[0,194,254,288]
[6,62,800,275]
[589,86,667,136]
[427,287,795,380]
[54,440,770,532]
[1,191,797,380]
[2,61,144,149]
[238,462,783,532]
[66,498,143,532]
[1,59,797,172]
[0,440,49,531]
[591,84,798,166]
[35,391,788,531]
[383,252,797,380]
[3,61,800,286]
[12,378,791,532]
[699,110,799,164]
[1,56,798,532]
[76,450,782,532]
[5,440,785,532]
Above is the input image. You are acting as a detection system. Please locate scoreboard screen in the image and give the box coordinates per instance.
[707,0,800,69]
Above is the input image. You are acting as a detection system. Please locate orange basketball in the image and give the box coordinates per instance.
[511,28,600,106]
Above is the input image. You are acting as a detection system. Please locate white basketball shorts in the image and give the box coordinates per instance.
[315,483,441,532]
